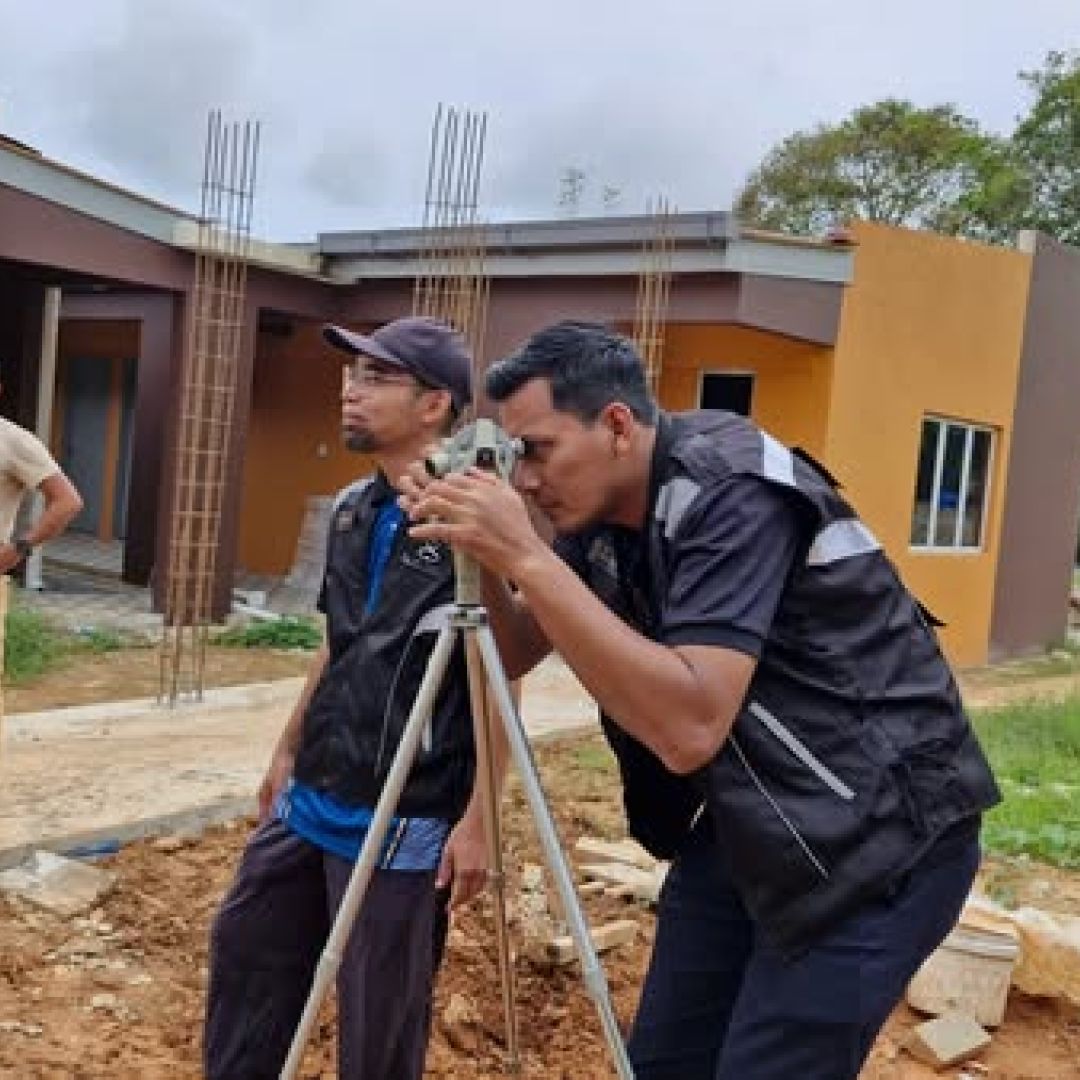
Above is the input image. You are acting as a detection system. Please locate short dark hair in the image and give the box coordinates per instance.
[486,322,658,424]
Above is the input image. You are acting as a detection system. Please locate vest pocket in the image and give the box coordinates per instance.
[748,701,856,801]
[704,741,832,915]
[729,736,831,881]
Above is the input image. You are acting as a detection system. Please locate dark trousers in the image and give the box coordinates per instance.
[627,821,980,1080]
[204,818,448,1080]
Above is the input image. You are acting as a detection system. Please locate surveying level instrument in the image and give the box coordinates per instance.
[280,418,634,1079]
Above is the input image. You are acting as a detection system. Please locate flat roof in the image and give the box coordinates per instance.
[2,136,854,287]
[318,211,854,285]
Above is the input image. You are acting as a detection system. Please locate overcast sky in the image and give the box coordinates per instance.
[2,1,1078,241]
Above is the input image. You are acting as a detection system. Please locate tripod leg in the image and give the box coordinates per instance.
[464,633,521,1071]
[279,623,458,1080]
[475,626,636,1080]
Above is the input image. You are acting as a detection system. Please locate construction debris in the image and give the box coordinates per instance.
[547,919,638,966]
[904,1011,991,1069]
[0,851,116,917]
[945,894,1080,1009]
[440,992,482,1054]
[578,862,666,905]
[1010,905,1080,1007]
[907,919,1019,1027]
[574,836,658,872]
[573,834,669,905]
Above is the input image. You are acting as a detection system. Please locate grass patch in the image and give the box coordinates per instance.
[3,609,68,682]
[71,625,129,653]
[973,696,1080,868]
[214,616,322,651]
[4,610,148,683]
[571,742,617,774]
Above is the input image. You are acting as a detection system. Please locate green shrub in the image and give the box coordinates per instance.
[215,616,321,651]
[3,609,67,682]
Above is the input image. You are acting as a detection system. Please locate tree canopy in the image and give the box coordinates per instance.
[736,51,1080,246]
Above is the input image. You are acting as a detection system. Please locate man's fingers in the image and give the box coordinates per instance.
[449,868,489,910]
[435,847,453,891]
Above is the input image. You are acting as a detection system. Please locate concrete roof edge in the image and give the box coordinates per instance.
[0,136,196,234]
[170,220,327,279]
[317,210,740,256]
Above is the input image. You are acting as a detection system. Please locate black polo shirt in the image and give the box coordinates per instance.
[554,462,810,660]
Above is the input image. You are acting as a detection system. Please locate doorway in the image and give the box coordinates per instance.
[58,355,137,540]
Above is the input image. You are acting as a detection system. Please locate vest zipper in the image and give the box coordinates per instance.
[375,603,455,773]
[748,701,856,801]
[730,735,830,880]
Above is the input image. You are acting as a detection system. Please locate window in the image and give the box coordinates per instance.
[700,372,754,416]
[910,416,994,550]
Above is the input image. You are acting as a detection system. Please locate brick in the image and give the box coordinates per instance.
[578,861,665,904]
[905,1011,991,1069]
[574,836,658,871]
[547,918,639,965]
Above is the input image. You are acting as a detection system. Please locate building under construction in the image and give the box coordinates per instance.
[2,131,1080,668]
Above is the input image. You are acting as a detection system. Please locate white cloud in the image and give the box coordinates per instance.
[1,0,1078,238]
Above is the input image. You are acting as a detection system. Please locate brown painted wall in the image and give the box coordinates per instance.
[990,234,1080,658]
[335,273,843,374]
[0,183,191,290]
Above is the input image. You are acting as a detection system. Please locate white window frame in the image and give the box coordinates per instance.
[910,415,995,554]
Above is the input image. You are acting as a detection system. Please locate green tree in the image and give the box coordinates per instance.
[736,99,1017,240]
[1011,50,1080,244]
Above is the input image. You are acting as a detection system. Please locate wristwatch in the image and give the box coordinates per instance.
[12,536,34,560]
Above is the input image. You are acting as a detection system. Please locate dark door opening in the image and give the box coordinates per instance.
[700,372,754,416]
[60,355,137,539]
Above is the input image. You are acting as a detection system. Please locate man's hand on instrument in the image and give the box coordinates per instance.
[403,468,545,581]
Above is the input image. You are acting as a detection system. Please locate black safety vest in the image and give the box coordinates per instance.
[293,474,474,819]
[574,412,999,956]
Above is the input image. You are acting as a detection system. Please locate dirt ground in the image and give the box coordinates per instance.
[3,645,312,716]
[7,643,1080,718]
[2,735,1079,1079]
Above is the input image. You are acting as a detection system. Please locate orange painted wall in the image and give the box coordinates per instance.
[824,222,1032,666]
[237,321,374,575]
[657,323,834,457]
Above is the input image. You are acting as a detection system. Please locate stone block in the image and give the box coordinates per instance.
[905,1011,991,1069]
[0,851,116,917]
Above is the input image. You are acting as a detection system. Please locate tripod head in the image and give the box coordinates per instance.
[425,417,522,483]
[425,418,524,605]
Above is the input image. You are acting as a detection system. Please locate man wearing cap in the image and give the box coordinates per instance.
[205,316,487,1080]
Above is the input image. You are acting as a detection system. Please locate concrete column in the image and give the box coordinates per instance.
[25,286,60,591]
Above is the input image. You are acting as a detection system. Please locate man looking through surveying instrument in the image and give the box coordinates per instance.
[204,316,498,1080]
[402,321,1000,1080]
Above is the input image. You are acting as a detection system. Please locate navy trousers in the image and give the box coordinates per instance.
[204,818,448,1080]
[628,820,980,1080]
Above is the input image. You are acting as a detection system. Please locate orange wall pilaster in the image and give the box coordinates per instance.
[824,223,1032,666]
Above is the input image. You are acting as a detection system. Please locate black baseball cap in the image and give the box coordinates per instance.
[324,316,472,414]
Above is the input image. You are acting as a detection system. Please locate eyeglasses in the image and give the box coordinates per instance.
[345,364,421,390]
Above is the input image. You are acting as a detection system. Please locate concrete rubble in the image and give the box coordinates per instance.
[905,1010,992,1069]
[0,851,116,917]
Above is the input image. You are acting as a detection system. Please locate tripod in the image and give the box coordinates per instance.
[279,554,635,1079]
